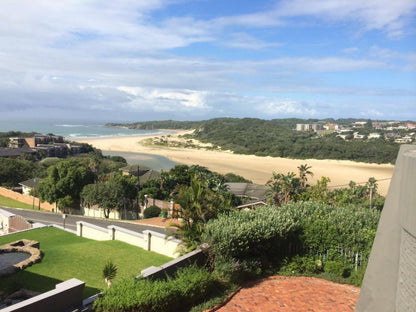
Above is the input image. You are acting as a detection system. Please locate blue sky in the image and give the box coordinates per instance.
[0,0,415,122]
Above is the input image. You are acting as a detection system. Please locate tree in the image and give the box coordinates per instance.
[81,172,138,218]
[38,160,95,211]
[102,260,117,288]
[267,172,301,206]
[0,158,36,187]
[297,164,314,188]
[170,176,233,252]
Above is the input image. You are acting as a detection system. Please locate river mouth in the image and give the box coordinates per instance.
[0,252,31,270]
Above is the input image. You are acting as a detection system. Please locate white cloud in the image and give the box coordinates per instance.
[257,99,318,116]
[117,87,210,113]
[222,33,283,50]
[342,47,360,54]
[275,0,416,37]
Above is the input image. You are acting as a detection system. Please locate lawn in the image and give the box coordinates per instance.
[0,195,38,210]
[0,227,172,297]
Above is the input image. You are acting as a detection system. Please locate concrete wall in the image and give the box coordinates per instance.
[76,221,110,241]
[83,206,121,219]
[2,278,84,312]
[77,221,181,258]
[140,248,207,281]
[0,209,32,234]
[0,187,55,212]
[356,145,416,312]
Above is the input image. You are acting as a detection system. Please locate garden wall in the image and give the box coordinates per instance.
[2,278,84,312]
[0,187,55,212]
[76,221,182,258]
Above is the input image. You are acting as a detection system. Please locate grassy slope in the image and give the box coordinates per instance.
[0,195,38,210]
[0,227,171,297]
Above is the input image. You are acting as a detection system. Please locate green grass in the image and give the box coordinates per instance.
[0,227,172,297]
[0,195,39,210]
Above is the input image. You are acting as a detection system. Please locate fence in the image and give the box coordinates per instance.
[0,187,55,212]
[282,244,367,271]
[76,221,182,258]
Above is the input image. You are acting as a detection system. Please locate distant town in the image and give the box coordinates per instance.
[295,120,415,144]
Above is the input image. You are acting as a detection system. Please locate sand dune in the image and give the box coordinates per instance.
[75,131,394,196]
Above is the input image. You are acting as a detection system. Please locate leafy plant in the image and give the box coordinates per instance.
[102,260,118,288]
[143,205,161,219]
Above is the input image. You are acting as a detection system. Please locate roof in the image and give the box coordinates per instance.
[139,170,161,184]
[225,182,268,200]
[19,178,42,188]
[0,147,35,157]
[121,164,152,176]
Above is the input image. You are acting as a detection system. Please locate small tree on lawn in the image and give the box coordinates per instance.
[102,260,117,288]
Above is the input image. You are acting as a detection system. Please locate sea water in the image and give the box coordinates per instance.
[0,118,179,170]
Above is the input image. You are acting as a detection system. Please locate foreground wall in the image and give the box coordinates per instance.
[2,278,84,312]
[356,145,416,312]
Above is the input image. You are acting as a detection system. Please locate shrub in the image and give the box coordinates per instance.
[280,256,323,275]
[324,261,351,278]
[143,205,161,219]
[203,201,380,284]
[93,265,217,312]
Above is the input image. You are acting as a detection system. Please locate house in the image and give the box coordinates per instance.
[8,137,27,148]
[225,182,268,209]
[24,135,64,148]
[0,147,36,158]
[296,124,324,132]
[353,132,366,139]
[120,165,161,185]
[19,178,42,196]
[324,123,339,131]
[395,136,413,144]
[368,133,382,140]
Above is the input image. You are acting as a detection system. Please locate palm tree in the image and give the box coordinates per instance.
[267,172,301,206]
[297,164,313,188]
[102,260,117,288]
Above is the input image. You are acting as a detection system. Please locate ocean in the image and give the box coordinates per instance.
[0,119,180,171]
[0,119,166,139]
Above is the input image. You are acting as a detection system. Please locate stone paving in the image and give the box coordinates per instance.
[210,276,360,312]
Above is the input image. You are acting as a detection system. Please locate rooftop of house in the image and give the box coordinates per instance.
[0,147,35,157]
[225,182,268,200]
[19,178,42,189]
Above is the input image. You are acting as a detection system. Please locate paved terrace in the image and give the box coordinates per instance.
[208,276,359,312]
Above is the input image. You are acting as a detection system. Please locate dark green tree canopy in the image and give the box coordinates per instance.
[38,159,96,208]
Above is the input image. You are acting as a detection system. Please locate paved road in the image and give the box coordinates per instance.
[0,206,171,235]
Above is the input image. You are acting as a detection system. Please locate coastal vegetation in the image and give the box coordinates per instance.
[108,118,410,164]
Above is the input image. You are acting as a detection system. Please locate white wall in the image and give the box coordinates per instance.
[76,221,182,258]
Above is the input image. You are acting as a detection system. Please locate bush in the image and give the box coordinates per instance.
[93,265,217,312]
[203,201,380,284]
[143,205,161,219]
[324,261,351,278]
[280,256,323,275]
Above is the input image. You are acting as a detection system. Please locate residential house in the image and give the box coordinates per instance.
[225,182,268,209]
[368,133,382,140]
[324,123,339,131]
[19,178,42,196]
[120,165,161,185]
[0,147,36,158]
[296,124,324,132]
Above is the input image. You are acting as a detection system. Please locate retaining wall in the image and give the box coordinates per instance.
[2,278,84,312]
[76,221,181,258]
[0,187,55,211]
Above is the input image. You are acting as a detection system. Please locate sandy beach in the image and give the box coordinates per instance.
[75,130,394,196]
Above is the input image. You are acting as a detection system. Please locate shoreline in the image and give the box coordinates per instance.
[74,131,394,196]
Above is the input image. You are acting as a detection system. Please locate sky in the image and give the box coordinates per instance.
[0,0,415,122]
